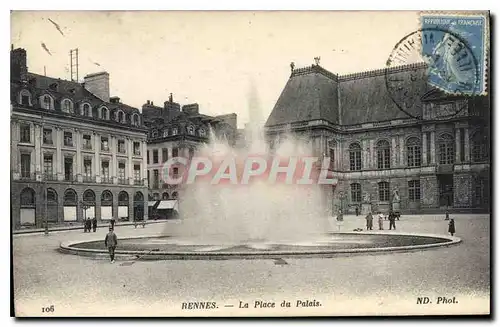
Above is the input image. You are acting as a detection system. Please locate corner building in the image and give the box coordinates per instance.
[265,63,490,214]
[10,48,149,229]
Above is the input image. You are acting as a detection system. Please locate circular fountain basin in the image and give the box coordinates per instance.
[60,232,461,260]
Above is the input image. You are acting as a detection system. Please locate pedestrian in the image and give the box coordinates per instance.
[378,213,384,230]
[83,219,88,233]
[445,210,450,221]
[388,211,396,230]
[104,227,118,263]
[110,216,116,229]
[355,206,359,217]
[365,212,373,231]
[448,219,456,236]
[92,217,97,232]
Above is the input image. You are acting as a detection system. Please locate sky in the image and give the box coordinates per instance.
[11,11,421,128]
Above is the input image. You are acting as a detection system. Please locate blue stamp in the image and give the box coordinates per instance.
[420,13,488,95]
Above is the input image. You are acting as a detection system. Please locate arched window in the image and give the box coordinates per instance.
[376,140,391,169]
[118,191,129,203]
[132,114,140,126]
[350,183,361,203]
[19,89,32,106]
[63,189,77,205]
[163,129,169,137]
[471,132,489,162]
[62,99,73,113]
[407,137,422,167]
[42,95,53,110]
[117,110,125,123]
[20,188,35,206]
[199,128,206,137]
[187,125,195,135]
[134,191,144,202]
[100,106,109,120]
[349,143,362,171]
[83,189,96,204]
[172,127,178,136]
[172,191,178,199]
[101,190,113,206]
[162,192,169,200]
[153,192,160,201]
[82,103,92,117]
[47,188,58,203]
[438,133,454,164]
[152,130,158,138]
[378,181,390,202]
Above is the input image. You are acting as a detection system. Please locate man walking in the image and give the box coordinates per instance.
[104,227,118,263]
[110,216,116,230]
[92,217,97,232]
[365,212,373,231]
[388,211,396,230]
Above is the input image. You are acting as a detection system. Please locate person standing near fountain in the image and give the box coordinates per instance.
[448,219,456,236]
[388,211,396,230]
[92,217,97,232]
[365,212,373,230]
[104,227,118,263]
[378,213,384,230]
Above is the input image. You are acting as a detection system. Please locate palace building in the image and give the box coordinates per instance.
[265,63,490,214]
[143,96,237,218]
[10,48,149,229]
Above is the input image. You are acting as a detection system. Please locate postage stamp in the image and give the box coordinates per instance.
[420,12,489,95]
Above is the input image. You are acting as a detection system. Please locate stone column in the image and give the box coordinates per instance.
[464,128,470,162]
[34,124,41,177]
[455,128,461,163]
[56,127,63,180]
[369,139,375,169]
[11,121,19,177]
[362,139,369,169]
[75,129,82,182]
[127,138,134,185]
[422,133,428,165]
[336,140,341,171]
[391,138,397,168]
[142,141,148,187]
[111,136,117,184]
[399,136,405,167]
[430,131,436,164]
[94,133,100,183]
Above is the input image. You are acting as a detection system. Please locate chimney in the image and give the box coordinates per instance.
[110,96,120,104]
[83,72,110,102]
[146,100,150,105]
[182,103,199,115]
[11,48,28,82]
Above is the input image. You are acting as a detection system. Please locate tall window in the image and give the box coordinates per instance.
[153,149,159,164]
[187,125,195,135]
[84,159,92,180]
[153,169,159,189]
[64,131,73,147]
[101,161,110,182]
[408,180,421,201]
[83,134,92,149]
[471,132,489,162]
[199,128,206,137]
[172,128,178,136]
[438,133,454,164]
[101,107,109,120]
[62,99,73,113]
[101,136,109,151]
[350,183,361,203]
[118,140,126,153]
[172,148,179,158]
[118,162,126,183]
[147,150,150,164]
[378,181,390,202]
[376,140,391,169]
[20,124,31,143]
[134,164,141,182]
[20,153,31,178]
[133,142,141,155]
[64,157,73,181]
[43,128,53,145]
[162,148,168,163]
[328,140,336,170]
[20,90,31,106]
[349,143,362,171]
[407,137,422,167]
[43,154,53,177]
[83,103,92,117]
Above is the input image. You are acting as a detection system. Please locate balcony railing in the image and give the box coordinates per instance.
[82,175,95,183]
[19,172,36,180]
[64,174,76,182]
[64,140,74,147]
[82,143,93,150]
[43,173,58,181]
[118,178,128,185]
[118,147,126,154]
[134,179,144,186]
[101,176,112,184]
[133,149,141,156]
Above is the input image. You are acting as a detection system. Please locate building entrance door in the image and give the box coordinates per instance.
[438,174,454,207]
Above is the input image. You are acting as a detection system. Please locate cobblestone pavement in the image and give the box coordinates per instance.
[13,214,490,317]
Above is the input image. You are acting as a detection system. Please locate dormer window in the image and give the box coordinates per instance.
[152,130,158,138]
[117,110,125,123]
[132,114,140,126]
[187,125,195,135]
[163,129,169,137]
[82,103,92,117]
[41,95,53,110]
[100,106,109,120]
[62,99,73,113]
[19,90,32,106]
[199,128,206,137]
[172,127,178,136]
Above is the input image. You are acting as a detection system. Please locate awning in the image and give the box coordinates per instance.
[148,201,158,207]
[157,200,179,211]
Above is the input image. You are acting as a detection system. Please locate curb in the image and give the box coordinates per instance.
[59,232,462,261]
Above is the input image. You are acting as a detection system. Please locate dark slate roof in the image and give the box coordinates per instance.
[339,63,428,125]
[266,63,431,127]
[265,65,340,127]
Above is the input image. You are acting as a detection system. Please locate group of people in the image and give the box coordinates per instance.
[83,217,97,233]
[364,211,398,231]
